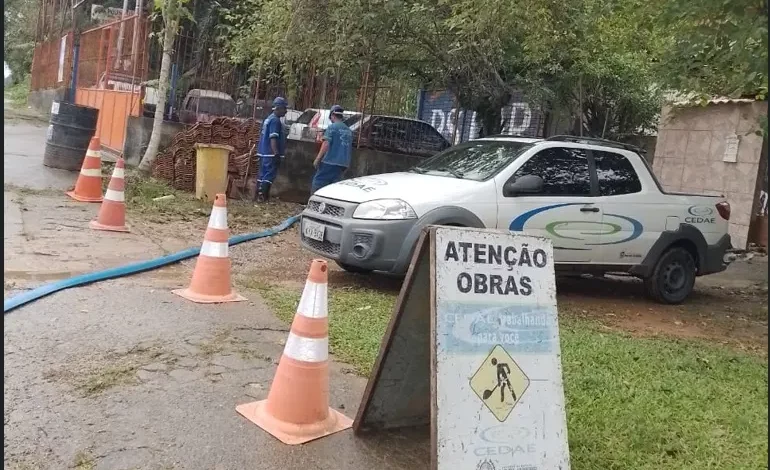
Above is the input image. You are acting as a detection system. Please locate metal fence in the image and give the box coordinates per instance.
[76,14,149,92]
[30,33,73,91]
[71,15,148,152]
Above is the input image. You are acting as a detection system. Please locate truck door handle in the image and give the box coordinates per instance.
[580,207,600,212]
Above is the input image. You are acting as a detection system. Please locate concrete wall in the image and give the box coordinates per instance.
[652,101,767,249]
[28,87,66,116]
[272,140,422,202]
[123,116,187,167]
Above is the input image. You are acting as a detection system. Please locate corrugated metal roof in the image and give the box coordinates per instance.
[678,97,758,105]
[667,92,761,106]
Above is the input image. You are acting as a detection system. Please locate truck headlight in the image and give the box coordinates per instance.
[353,199,417,220]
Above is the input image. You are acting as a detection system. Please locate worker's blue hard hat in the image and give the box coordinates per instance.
[330,104,344,116]
[272,97,288,109]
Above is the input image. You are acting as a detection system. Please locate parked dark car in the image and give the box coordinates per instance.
[179,89,238,124]
[346,115,451,158]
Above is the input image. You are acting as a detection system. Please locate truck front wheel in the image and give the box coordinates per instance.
[644,247,696,304]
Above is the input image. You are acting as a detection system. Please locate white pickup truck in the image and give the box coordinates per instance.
[299,135,734,303]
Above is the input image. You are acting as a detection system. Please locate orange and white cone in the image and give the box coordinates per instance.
[89,158,129,232]
[236,259,352,445]
[172,193,245,303]
[66,136,104,203]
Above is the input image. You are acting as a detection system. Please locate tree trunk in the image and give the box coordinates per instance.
[137,16,178,174]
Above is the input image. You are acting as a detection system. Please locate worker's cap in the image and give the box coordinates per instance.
[329,104,344,116]
[272,97,288,109]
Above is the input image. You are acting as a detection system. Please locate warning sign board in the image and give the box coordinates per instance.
[470,345,530,422]
[354,226,570,470]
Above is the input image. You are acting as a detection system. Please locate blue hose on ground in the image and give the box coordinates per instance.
[3,215,301,314]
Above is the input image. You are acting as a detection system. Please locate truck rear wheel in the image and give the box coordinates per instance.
[644,247,696,304]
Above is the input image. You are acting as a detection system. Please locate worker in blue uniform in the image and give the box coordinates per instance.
[312,105,352,194]
[256,96,288,203]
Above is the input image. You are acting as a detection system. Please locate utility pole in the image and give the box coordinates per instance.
[114,0,130,69]
[68,0,87,103]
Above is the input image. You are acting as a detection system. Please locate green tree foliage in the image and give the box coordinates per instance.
[656,0,768,100]
[220,0,664,137]
[218,0,765,138]
[4,0,38,83]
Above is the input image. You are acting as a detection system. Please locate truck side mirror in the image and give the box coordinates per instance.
[503,175,544,197]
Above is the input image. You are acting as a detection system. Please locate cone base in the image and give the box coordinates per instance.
[236,400,352,445]
[67,191,103,203]
[89,220,130,232]
[172,288,246,304]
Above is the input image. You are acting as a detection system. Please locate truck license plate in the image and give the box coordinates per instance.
[303,219,325,242]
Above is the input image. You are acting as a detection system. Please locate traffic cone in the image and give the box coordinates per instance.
[66,137,104,203]
[172,193,245,303]
[89,158,129,232]
[236,259,352,445]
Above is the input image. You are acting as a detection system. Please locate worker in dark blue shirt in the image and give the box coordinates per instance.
[256,97,288,203]
[312,105,352,194]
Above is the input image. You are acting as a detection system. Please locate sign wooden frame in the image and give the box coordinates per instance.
[354,227,437,439]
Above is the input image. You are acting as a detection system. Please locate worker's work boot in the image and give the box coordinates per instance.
[263,185,271,203]
[256,183,266,203]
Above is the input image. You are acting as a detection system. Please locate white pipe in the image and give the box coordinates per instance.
[114,0,130,69]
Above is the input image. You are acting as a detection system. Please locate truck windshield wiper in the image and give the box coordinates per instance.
[438,167,464,178]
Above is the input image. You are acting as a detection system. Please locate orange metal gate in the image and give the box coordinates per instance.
[73,15,148,153]
[75,88,141,152]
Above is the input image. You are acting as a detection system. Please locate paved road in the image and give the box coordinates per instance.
[4,278,429,469]
[3,117,430,469]
[4,118,77,191]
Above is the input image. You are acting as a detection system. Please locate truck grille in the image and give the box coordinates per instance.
[307,200,345,218]
[302,236,341,256]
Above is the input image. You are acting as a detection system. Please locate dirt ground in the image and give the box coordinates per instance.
[219,221,769,355]
[127,194,769,356]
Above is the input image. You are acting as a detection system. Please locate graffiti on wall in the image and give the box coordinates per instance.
[418,90,545,144]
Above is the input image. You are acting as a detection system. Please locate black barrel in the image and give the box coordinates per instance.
[43,101,100,171]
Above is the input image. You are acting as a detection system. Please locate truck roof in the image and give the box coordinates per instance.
[477,134,647,155]
[477,135,542,144]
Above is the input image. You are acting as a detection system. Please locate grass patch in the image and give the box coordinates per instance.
[73,451,95,470]
[99,166,301,231]
[192,329,273,363]
[196,330,234,358]
[44,343,169,397]
[6,459,45,470]
[75,364,139,396]
[4,76,30,108]
[3,183,60,197]
[561,320,767,469]
[255,282,768,469]
[254,282,394,375]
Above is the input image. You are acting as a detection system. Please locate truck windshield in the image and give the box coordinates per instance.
[196,98,236,116]
[410,140,533,181]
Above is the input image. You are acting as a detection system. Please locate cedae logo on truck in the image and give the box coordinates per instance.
[337,176,387,192]
[509,203,644,249]
[685,205,715,224]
